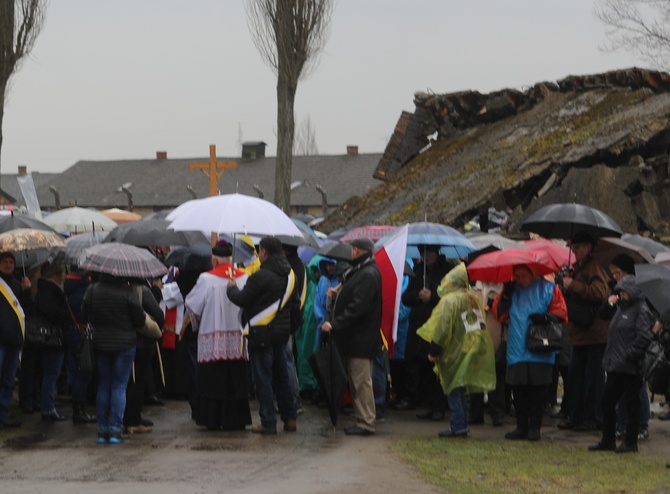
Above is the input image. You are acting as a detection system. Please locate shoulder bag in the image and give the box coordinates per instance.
[73,289,95,373]
[527,313,563,353]
[135,286,162,340]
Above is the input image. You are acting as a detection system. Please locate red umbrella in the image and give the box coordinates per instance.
[466,248,560,284]
[522,238,571,267]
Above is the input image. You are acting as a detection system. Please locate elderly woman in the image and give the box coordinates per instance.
[493,264,567,441]
[588,274,655,453]
[83,274,145,444]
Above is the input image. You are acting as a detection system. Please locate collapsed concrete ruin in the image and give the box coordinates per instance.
[319,68,670,241]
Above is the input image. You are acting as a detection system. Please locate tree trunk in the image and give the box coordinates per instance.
[274,75,296,213]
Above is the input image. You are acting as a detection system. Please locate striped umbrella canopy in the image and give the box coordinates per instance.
[78,242,167,279]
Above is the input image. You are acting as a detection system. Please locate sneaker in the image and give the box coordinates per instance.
[97,432,108,444]
[638,429,649,441]
[615,442,638,454]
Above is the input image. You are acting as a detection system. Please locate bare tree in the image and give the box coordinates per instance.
[293,114,319,156]
[0,0,48,180]
[594,0,670,69]
[245,0,333,212]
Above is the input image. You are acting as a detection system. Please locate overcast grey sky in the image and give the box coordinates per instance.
[1,0,639,174]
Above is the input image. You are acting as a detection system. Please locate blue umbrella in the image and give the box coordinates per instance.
[377,222,475,259]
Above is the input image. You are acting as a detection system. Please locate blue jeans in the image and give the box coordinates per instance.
[447,386,468,434]
[96,347,135,435]
[41,347,65,414]
[372,351,387,418]
[249,342,296,428]
[0,343,20,421]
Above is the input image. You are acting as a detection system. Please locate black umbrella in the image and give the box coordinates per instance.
[104,219,210,247]
[0,212,58,234]
[317,241,352,262]
[635,263,670,319]
[520,203,623,240]
[308,334,348,426]
[164,245,213,272]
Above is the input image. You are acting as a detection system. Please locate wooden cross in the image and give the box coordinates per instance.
[188,144,238,197]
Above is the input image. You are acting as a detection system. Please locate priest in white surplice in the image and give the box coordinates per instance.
[185,240,252,430]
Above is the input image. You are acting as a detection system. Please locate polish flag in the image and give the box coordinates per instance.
[374,224,408,358]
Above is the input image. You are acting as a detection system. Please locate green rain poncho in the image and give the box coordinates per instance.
[294,255,320,392]
[416,263,496,395]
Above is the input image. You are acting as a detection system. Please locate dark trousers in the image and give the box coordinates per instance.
[512,384,546,432]
[19,345,41,410]
[124,345,153,426]
[601,372,643,446]
[568,343,606,427]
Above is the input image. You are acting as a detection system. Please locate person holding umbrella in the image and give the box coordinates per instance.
[492,263,568,441]
[558,231,611,432]
[82,273,146,444]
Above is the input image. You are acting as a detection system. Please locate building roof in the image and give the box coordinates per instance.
[15,152,382,210]
[1,173,57,207]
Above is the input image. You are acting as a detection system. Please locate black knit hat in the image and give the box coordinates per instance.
[610,253,635,275]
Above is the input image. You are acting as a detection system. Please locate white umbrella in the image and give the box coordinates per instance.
[167,193,302,238]
[43,207,118,233]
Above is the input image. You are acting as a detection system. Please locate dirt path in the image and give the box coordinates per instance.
[0,399,440,494]
[3,397,670,493]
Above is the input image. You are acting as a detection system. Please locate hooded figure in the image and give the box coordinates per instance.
[589,274,655,454]
[417,263,496,396]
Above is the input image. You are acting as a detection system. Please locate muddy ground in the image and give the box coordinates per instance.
[1,396,670,493]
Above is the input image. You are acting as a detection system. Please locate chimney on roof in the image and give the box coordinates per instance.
[18,165,27,175]
[241,141,266,160]
[156,151,167,160]
[346,145,359,157]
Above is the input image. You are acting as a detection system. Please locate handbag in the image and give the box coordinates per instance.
[566,294,599,328]
[527,313,563,353]
[24,314,64,348]
[135,286,162,340]
[77,324,95,373]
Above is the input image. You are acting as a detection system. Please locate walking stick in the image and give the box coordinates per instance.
[155,340,166,387]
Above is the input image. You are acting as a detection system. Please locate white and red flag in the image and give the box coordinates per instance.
[374,224,408,358]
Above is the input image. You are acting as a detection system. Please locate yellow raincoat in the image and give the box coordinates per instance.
[416,263,496,395]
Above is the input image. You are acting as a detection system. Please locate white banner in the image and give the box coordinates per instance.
[16,174,42,219]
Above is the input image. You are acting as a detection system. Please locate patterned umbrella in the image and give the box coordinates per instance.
[0,228,67,271]
[0,228,66,251]
[78,242,167,279]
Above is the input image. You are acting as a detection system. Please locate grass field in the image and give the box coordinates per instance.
[393,436,670,494]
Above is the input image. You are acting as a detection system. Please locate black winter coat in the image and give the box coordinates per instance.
[602,275,655,375]
[82,280,145,352]
[0,273,32,348]
[227,253,296,345]
[330,253,382,359]
[35,277,73,341]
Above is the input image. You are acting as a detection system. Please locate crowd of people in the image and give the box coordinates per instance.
[0,227,667,457]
